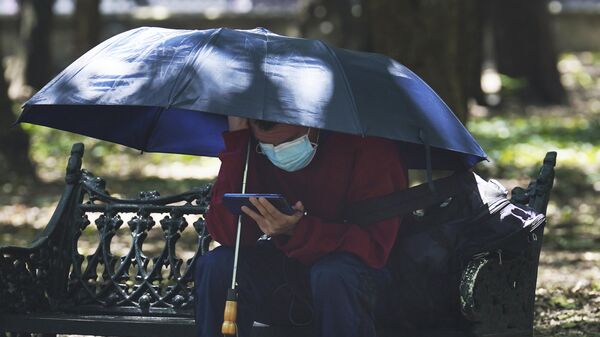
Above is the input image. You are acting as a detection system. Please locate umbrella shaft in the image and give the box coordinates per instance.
[231,216,242,289]
[230,141,251,289]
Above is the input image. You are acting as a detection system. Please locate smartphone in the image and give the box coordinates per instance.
[223,193,295,216]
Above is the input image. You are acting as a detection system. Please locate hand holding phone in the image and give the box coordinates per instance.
[223,193,295,216]
[223,193,304,236]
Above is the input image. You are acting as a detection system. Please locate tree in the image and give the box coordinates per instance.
[0,46,38,183]
[299,0,370,51]
[301,0,481,123]
[18,0,57,90]
[366,0,482,123]
[304,0,565,122]
[0,0,55,183]
[74,0,102,58]
[490,0,566,104]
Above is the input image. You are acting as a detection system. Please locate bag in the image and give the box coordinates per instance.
[346,171,545,330]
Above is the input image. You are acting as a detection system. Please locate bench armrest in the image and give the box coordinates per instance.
[0,144,85,314]
[459,151,556,335]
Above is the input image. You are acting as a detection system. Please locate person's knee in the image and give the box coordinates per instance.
[194,246,234,281]
[310,252,363,292]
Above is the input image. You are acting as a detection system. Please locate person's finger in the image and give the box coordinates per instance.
[249,197,269,217]
[291,201,306,218]
[259,197,282,218]
[291,211,303,221]
[241,205,263,223]
[292,201,305,212]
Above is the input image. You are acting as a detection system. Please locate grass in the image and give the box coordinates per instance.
[468,111,600,252]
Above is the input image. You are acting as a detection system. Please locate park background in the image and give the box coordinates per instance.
[0,0,598,335]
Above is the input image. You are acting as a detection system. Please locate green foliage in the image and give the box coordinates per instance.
[549,294,578,310]
[468,114,600,177]
[22,124,215,182]
[498,74,527,95]
[559,52,600,90]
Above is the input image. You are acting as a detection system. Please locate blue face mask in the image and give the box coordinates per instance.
[259,131,318,172]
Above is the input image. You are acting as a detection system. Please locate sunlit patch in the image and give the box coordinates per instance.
[74,56,151,102]
[319,21,334,35]
[196,47,254,98]
[387,61,412,79]
[231,0,253,13]
[351,4,362,17]
[481,68,502,94]
[142,159,220,180]
[132,6,171,20]
[67,28,196,104]
[547,0,562,14]
[558,55,583,74]
[204,7,224,20]
[265,58,334,115]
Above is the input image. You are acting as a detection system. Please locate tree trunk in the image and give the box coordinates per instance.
[460,1,485,106]
[74,0,102,57]
[366,0,482,123]
[299,0,370,50]
[0,47,38,183]
[19,0,56,90]
[491,0,566,104]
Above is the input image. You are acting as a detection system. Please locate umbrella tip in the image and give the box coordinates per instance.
[252,27,271,34]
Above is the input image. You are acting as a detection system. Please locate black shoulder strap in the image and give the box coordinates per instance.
[344,171,474,226]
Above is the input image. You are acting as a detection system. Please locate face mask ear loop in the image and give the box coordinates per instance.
[309,128,320,148]
[419,129,436,195]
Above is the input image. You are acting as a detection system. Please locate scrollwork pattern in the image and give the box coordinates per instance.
[63,172,211,316]
[1,144,212,317]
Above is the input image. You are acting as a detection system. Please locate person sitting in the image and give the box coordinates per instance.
[194,116,408,337]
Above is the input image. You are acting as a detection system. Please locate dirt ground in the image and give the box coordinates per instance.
[535,250,600,336]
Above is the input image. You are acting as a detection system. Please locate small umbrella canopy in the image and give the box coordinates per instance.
[19,26,486,169]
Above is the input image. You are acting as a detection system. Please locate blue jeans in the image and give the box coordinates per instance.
[194,240,392,337]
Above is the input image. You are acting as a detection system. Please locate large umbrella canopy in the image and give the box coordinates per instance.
[19,26,486,169]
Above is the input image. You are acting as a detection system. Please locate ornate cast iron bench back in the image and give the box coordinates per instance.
[0,143,212,318]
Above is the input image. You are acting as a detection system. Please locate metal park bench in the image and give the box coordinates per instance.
[0,143,556,337]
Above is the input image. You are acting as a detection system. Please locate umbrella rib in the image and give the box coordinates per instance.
[142,29,225,152]
[317,41,363,136]
[166,28,224,106]
[259,29,270,122]
[397,66,486,158]
[142,106,166,153]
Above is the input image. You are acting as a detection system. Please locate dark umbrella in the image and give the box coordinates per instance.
[19,26,486,169]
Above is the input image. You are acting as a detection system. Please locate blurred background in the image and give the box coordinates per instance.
[0,0,599,335]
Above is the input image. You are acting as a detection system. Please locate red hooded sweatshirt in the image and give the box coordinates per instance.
[205,129,408,269]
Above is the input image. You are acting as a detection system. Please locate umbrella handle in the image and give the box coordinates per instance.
[222,289,238,336]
